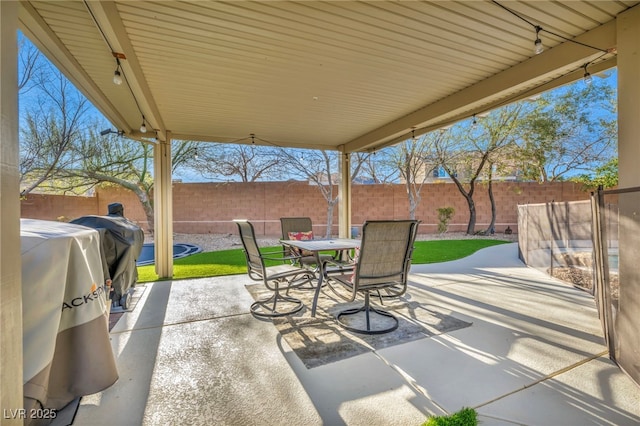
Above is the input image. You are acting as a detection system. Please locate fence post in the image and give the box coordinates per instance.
[590,186,615,360]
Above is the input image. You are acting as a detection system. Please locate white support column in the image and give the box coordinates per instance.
[338,149,352,238]
[0,1,24,417]
[154,133,173,278]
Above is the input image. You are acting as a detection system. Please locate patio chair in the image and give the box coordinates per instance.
[374,218,420,300]
[323,220,419,334]
[235,220,314,318]
[280,217,335,269]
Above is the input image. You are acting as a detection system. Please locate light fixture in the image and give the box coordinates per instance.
[583,64,593,85]
[494,2,612,56]
[139,116,147,133]
[472,115,478,127]
[113,58,123,85]
[533,26,544,54]
[411,129,416,141]
[194,148,199,161]
[100,128,124,137]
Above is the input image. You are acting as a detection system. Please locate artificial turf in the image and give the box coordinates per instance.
[136,239,511,283]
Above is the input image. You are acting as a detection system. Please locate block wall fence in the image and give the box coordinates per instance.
[20,181,591,236]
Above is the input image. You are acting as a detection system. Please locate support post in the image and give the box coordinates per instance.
[338,149,352,238]
[614,5,640,385]
[0,1,24,418]
[154,133,173,278]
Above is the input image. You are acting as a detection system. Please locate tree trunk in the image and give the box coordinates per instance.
[408,191,419,220]
[448,174,476,235]
[325,198,338,238]
[325,204,334,238]
[487,179,496,234]
[129,186,154,233]
[465,196,476,234]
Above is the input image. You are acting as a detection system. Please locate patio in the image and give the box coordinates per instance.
[5,2,640,410]
[67,243,639,425]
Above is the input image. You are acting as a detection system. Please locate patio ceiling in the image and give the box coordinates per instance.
[18,1,638,152]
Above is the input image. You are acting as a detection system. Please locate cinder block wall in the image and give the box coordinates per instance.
[21,181,591,236]
[21,193,99,221]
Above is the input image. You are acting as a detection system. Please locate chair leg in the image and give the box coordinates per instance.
[251,283,303,318]
[336,292,399,334]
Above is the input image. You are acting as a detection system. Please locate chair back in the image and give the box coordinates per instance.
[354,220,419,291]
[234,220,265,278]
[280,217,313,238]
[280,217,314,255]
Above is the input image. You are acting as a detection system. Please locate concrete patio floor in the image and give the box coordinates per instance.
[70,243,639,425]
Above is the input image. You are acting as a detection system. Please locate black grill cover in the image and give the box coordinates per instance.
[70,215,144,305]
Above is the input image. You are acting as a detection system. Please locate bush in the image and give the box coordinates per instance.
[436,206,455,233]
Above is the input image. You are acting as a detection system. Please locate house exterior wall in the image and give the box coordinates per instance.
[20,181,591,236]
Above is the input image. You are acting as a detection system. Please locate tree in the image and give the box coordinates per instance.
[434,105,521,234]
[478,107,523,234]
[18,37,198,230]
[276,148,370,237]
[189,143,283,182]
[18,33,42,93]
[353,148,398,184]
[19,61,91,196]
[571,157,618,189]
[384,133,437,220]
[47,125,197,231]
[277,149,339,238]
[514,78,617,182]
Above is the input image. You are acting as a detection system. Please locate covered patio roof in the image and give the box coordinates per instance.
[18,1,635,151]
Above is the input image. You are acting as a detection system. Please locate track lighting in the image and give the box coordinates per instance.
[533,26,544,54]
[583,64,593,85]
[113,58,123,85]
[140,116,147,133]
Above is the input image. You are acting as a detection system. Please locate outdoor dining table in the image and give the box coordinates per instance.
[280,238,360,316]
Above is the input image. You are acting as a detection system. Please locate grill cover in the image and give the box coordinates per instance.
[70,215,144,305]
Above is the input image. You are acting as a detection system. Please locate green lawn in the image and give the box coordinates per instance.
[137,239,511,283]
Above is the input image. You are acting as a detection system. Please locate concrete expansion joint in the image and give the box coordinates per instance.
[474,350,610,410]
[109,311,251,335]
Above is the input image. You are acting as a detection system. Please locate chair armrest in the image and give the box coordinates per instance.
[260,249,305,263]
[322,258,355,277]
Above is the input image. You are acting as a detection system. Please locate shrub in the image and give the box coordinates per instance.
[436,206,455,233]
